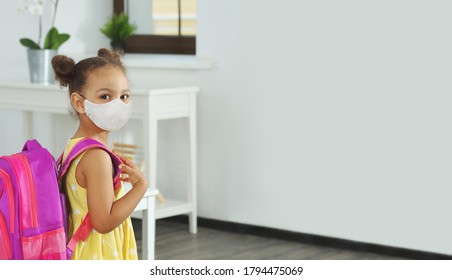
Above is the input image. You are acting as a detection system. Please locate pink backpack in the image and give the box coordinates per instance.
[0,138,122,260]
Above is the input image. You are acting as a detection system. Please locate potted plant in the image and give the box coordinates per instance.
[100,12,137,51]
[17,0,70,84]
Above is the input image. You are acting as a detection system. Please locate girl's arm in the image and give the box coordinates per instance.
[78,148,147,234]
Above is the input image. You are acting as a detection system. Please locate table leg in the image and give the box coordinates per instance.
[188,92,197,234]
[141,195,156,260]
[23,111,34,140]
[141,207,148,260]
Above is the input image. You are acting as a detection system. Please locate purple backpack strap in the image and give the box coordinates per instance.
[58,138,123,257]
[58,138,122,190]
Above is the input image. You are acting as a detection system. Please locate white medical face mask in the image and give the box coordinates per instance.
[84,98,132,131]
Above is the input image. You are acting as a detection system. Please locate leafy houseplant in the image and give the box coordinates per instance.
[17,0,70,50]
[17,0,70,84]
[100,12,137,51]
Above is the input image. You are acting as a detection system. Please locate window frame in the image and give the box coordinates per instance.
[113,0,196,55]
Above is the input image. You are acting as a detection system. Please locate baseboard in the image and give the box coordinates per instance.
[160,215,452,260]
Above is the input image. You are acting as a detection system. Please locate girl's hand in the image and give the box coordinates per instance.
[118,157,147,188]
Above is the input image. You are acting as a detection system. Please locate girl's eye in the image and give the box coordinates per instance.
[100,95,110,100]
[120,94,130,100]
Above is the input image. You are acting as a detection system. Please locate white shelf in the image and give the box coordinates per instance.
[123,54,215,70]
[124,183,192,220]
[63,53,215,70]
[155,199,193,219]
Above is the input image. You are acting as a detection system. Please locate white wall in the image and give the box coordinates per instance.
[130,0,452,256]
[1,0,452,256]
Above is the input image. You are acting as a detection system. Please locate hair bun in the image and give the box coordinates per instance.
[97,48,123,64]
[51,55,75,87]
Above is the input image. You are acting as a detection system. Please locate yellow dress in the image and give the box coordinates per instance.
[63,138,138,260]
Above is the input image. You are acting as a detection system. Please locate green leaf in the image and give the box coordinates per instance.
[20,38,41,49]
[52,33,70,49]
[100,12,137,42]
[44,27,58,49]
[42,27,70,49]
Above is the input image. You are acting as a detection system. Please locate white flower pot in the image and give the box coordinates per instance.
[27,49,58,85]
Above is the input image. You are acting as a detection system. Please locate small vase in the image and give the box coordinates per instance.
[27,49,58,85]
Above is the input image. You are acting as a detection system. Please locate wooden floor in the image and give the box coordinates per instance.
[133,219,406,260]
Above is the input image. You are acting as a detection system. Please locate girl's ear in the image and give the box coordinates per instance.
[71,92,85,114]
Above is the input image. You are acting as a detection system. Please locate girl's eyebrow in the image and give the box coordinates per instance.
[95,88,131,93]
[96,88,112,93]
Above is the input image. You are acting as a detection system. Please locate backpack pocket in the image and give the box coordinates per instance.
[0,169,15,232]
[0,212,12,260]
[21,227,67,260]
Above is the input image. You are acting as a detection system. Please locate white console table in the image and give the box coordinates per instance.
[0,82,199,259]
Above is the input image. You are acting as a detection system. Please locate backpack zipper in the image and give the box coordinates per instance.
[18,155,38,229]
[0,169,15,234]
[0,212,12,259]
[5,155,39,229]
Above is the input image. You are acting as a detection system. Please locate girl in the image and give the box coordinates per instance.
[51,48,147,260]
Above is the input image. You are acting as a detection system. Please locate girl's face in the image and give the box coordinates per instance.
[71,66,132,131]
[83,66,131,104]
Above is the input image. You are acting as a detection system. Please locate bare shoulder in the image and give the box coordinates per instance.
[78,148,113,174]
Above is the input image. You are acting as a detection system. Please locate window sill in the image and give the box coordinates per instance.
[123,54,215,70]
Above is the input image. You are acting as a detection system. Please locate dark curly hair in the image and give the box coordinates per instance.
[52,48,125,95]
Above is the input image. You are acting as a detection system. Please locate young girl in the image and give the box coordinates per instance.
[51,48,147,260]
